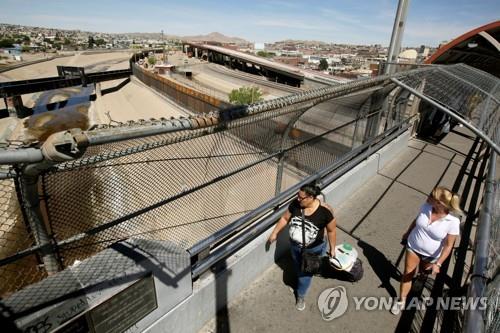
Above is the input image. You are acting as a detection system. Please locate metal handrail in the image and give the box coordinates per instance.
[464,151,497,332]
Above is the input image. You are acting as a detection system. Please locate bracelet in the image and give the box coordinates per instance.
[436,263,442,267]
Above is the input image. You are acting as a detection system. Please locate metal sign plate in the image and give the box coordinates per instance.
[54,275,157,333]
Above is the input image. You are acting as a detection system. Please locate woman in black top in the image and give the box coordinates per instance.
[267,183,336,311]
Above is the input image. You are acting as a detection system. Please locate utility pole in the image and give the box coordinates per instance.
[161,29,168,64]
[385,0,411,75]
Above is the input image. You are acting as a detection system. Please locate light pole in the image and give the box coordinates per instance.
[161,29,168,63]
[385,0,410,75]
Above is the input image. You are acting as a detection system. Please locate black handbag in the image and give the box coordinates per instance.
[300,209,322,274]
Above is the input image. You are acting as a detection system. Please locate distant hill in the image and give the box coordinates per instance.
[121,31,249,44]
[182,32,249,44]
[0,23,250,45]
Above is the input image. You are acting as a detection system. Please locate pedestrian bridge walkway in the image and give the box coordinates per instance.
[200,127,485,333]
[0,63,497,333]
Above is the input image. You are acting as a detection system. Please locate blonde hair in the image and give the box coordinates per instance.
[431,186,462,213]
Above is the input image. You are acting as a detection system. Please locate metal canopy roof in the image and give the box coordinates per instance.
[426,20,500,78]
[392,63,499,152]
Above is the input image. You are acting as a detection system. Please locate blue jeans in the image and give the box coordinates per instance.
[290,240,326,298]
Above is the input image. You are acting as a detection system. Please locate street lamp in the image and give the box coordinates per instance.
[161,29,168,63]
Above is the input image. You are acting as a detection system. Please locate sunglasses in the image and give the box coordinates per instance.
[297,194,312,201]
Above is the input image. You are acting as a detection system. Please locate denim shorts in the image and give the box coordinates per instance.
[406,246,438,263]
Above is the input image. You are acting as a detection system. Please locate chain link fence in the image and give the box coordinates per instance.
[0,75,397,297]
[484,171,499,333]
[41,93,384,270]
[0,179,46,298]
[0,63,497,306]
[394,63,500,144]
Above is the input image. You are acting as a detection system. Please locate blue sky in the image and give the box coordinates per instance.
[0,0,498,46]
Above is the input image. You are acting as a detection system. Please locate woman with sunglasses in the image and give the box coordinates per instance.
[391,186,462,315]
[267,182,336,311]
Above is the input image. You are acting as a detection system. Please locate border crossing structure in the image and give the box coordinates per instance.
[0,63,498,332]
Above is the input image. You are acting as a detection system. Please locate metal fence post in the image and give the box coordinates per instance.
[18,173,60,274]
[275,110,307,196]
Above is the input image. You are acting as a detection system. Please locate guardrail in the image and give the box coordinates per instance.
[0,54,73,74]
[464,151,499,333]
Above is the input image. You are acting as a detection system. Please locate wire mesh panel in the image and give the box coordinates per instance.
[485,178,499,333]
[38,81,394,269]
[395,64,500,144]
[0,179,46,297]
[485,274,500,333]
[440,64,500,100]
[42,109,294,266]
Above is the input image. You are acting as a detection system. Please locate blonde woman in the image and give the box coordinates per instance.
[391,186,462,315]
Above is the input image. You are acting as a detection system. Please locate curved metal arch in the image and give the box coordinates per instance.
[425,20,500,64]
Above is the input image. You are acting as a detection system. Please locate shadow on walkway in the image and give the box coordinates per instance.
[357,240,401,298]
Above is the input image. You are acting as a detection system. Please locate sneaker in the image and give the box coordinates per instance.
[296,297,306,311]
[390,300,405,315]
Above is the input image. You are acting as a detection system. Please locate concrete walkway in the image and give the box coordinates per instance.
[199,127,482,333]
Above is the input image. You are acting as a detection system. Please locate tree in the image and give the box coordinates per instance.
[256,50,276,58]
[88,36,95,48]
[0,38,15,48]
[147,56,157,66]
[228,86,263,105]
[319,58,329,71]
[95,38,105,47]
